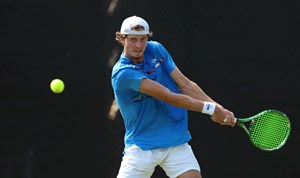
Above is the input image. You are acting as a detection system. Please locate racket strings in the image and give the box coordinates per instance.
[249,111,291,150]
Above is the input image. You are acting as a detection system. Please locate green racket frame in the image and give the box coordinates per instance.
[236,109,291,151]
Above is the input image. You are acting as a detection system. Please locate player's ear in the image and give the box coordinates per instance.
[120,35,126,45]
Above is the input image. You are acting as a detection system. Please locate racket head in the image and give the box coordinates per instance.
[246,109,291,151]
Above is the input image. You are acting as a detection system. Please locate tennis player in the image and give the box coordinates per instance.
[111,15,235,178]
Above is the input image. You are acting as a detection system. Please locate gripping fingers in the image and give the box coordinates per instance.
[221,116,236,127]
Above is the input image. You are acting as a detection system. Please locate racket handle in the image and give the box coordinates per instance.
[233,117,237,125]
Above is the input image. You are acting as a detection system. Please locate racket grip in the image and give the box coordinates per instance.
[233,118,237,125]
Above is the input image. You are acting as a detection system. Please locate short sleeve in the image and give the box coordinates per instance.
[112,68,146,93]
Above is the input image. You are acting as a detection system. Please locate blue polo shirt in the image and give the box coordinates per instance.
[111,41,191,150]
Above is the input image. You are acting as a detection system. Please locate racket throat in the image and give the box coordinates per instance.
[238,122,250,135]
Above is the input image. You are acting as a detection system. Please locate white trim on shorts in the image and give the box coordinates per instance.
[117,143,200,178]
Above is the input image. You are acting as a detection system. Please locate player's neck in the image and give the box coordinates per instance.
[127,55,144,64]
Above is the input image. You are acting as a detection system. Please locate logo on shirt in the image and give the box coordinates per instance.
[151,58,157,64]
[147,58,164,75]
[132,93,149,101]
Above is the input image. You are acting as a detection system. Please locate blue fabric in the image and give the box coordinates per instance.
[111,41,191,150]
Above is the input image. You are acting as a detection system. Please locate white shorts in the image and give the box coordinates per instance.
[116,143,200,178]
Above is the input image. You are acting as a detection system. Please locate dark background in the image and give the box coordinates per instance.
[1,0,299,177]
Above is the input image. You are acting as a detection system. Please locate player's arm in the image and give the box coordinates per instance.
[170,67,235,126]
[139,78,227,124]
[170,67,214,101]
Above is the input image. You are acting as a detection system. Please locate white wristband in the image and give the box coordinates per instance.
[202,102,216,115]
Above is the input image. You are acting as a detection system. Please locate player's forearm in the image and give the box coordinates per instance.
[166,92,227,121]
[179,80,215,103]
[165,92,205,112]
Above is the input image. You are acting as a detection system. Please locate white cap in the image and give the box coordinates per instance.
[120,16,150,35]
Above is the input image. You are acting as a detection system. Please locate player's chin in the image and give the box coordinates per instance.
[134,52,143,57]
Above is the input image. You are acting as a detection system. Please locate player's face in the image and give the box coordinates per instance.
[123,35,148,64]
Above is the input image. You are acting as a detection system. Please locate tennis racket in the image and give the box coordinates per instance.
[234,109,291,151]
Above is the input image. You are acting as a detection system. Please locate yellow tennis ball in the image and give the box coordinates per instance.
[50,79,65,94]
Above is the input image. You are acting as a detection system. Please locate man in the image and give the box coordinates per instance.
[111,15,235,178]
